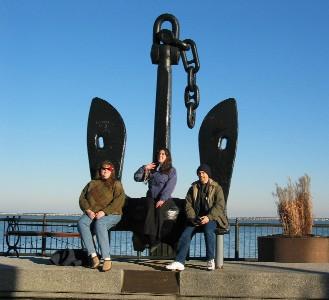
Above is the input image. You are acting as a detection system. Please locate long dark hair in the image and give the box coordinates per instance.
[157,148,173,174]
[95,160,116,184]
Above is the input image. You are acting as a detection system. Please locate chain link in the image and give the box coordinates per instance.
[180,39,200,128]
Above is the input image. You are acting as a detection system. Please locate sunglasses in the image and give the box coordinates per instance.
[101,166,113,172]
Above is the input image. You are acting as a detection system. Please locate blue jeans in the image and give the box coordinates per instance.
[78,214,121,259]
[175,220,217,264]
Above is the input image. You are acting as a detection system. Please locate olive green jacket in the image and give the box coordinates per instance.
[185,178,228,229]
[79,179,125,215]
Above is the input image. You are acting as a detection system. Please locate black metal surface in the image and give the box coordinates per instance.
[87,97,126,180]
[120,197,186,251]
[151,14,180,162]
[84,14,236,252]
[151,14,201,146]
[181,39,200,128]
[152,13,180,45]
[199,98,238,202]
[5,217,20,257]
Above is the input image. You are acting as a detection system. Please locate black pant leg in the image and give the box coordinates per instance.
[155,199,174,241]
[144,197,175,244]
[143,197,157,238]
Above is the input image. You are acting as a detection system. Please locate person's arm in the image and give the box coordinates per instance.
[134,166,146,182]
[79,183,91,212]
[102,181,126,216]
[79,183,96,219]
[185,186,197,220]
[207,185,226,221]
[134,163,156,182]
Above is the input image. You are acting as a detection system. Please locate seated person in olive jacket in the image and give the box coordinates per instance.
[78,160,125,272]
[166,164,228,271]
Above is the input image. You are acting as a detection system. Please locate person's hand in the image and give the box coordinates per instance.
[191,217,202,226]
[200,216,210,225]
[86,209,95,220]
[155,200,165,208]
[145,162,157,171]
[95,211,105,219]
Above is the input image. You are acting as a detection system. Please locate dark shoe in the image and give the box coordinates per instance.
[90,256,100,269]
[102,260,112,272]
[148,234,159,245]
[132,234,147,251]
[149,242,160,253]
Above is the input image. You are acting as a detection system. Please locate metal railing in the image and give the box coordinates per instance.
[1,214,329,259]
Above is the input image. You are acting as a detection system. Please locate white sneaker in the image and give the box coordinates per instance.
[165,261,185,271]
[207,259,215,271]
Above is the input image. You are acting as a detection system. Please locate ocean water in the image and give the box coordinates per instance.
[1,215,328,259]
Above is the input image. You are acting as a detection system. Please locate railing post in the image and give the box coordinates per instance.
[234,218,240,260]
[41,214,47,256]
[215,233,224,268]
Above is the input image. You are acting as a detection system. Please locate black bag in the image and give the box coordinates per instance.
[50,249,89,266]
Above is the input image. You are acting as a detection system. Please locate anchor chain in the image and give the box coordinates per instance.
[156,29,200,129]
[180,39,200,129]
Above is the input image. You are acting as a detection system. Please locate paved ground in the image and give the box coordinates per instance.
[0,256,329,299]
[2,255,329,272]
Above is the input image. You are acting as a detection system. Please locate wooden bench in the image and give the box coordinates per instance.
[5,210,228,267]
[6,231,81,238]
[4,216,126,257]
[5,216,82,257]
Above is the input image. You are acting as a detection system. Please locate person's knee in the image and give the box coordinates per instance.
[78,216,91,227]
[180,227,194,240]
[146,197,155,207]
[94,219,107,231]
[204,221,216,232]
[204,225,215,235]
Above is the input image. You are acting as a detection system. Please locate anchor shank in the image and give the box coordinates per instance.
[151,44,179,162]
[152,45,172,161]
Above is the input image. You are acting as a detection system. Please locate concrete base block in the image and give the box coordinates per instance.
[1,257,329,299]
[180,268,329,299]
[0,258,121,295]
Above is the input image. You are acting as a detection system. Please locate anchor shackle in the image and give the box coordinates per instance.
[151,14,181,65]
[153,13,180,44]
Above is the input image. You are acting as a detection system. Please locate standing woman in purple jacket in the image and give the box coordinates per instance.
[134,148,177,247]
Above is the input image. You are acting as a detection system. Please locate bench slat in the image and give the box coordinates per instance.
[6,231,80,238]
[6,231,46,237]
[45,232,80,238]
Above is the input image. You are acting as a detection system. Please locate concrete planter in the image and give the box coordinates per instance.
[258,235,329,262]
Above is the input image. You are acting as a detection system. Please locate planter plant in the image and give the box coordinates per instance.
[276,174,313,237]
[258,174,329,262]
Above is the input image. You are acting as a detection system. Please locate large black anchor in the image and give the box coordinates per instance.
[86,13,238,251]
[150,13,200,160]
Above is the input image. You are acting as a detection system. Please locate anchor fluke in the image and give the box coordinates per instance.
[198,98,238,202]
[87,97,126,180]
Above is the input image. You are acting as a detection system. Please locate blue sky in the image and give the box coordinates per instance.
[1,0,328,217]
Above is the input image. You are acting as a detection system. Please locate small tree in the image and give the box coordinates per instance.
[274,174,313,237]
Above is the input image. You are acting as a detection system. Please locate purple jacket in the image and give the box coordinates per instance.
[134,166,177,201]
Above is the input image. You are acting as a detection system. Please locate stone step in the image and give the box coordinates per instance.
[1,257,329,299]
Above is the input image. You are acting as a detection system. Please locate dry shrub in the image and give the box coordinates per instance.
[274,174,313,236]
